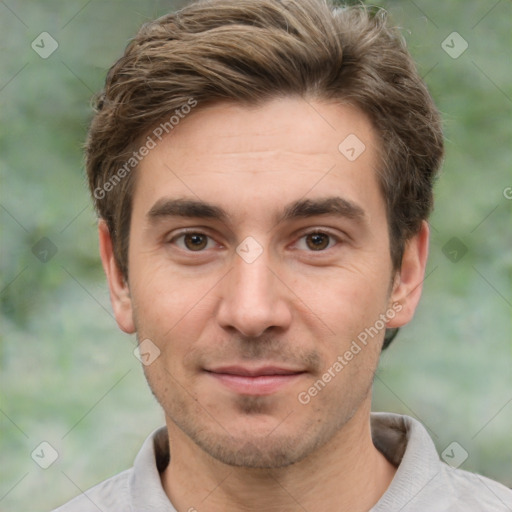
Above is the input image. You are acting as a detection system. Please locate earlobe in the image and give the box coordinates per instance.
[387,221,430,329]
[98,220,135,334]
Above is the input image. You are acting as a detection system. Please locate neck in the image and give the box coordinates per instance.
[161,403,397,512]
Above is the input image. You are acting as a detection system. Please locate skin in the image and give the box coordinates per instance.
[99,97,429,512]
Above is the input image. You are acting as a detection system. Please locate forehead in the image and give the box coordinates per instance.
[132,97,382,223]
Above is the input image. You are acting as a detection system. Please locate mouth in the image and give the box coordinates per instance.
[204,365,306,395]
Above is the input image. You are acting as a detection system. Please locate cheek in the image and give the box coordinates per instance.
[294,266,388,326]
[130,265,212,351]
[131,253,197,313]
[302,281,390,373]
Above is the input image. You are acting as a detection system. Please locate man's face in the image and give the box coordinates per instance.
[108,97,415,468]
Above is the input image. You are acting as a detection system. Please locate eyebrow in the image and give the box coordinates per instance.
[146,196,366,226]
[147,198,230,223]
[278,197,366,224]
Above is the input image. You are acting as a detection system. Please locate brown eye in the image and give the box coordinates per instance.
[305,233,330,250]
[184,233,208,251]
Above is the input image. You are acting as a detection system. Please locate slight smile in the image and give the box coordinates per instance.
[205,366,307,395]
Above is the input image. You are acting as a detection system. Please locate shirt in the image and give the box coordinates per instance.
[52,413,512,511]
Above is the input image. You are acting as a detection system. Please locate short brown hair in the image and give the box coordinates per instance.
[86,0,443,279]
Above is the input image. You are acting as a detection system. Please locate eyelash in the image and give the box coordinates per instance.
[167,229,220,251]
[294,230,340,251]
[167,229,342,253]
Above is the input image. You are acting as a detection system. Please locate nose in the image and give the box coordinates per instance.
[215,247,293,338]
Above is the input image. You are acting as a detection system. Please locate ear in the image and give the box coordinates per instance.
[98,219,135,334]
[387,221,430,328]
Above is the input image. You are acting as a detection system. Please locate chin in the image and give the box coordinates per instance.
[195,430,316,469]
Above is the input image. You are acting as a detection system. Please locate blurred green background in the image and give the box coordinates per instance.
[1,0,511,510]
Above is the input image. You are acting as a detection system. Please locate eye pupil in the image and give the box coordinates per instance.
[306,233,329,250]
[184,233,207,251]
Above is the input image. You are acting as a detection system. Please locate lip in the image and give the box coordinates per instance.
[205,366,306,395]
